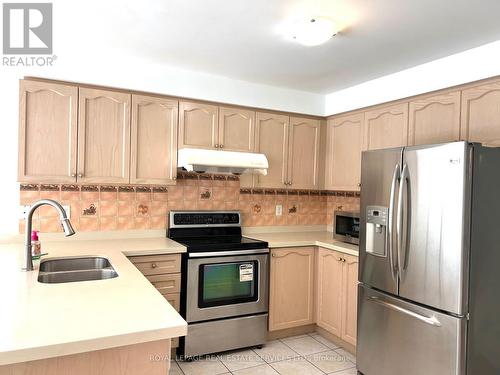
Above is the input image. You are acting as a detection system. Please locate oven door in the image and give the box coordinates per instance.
[186,252,269,323]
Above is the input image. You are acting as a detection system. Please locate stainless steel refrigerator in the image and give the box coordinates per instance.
[357,141,500,375]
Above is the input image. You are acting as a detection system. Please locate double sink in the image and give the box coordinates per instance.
[38,256,118,284]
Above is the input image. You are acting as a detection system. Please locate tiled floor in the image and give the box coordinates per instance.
[171,332,357,375]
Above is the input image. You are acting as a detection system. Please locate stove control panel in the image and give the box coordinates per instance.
[171,211,241,227]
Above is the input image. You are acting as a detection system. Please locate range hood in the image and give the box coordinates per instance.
[178,148,268,175]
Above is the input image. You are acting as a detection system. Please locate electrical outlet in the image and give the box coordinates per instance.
[275,204,283,216]
[19,205,71,219]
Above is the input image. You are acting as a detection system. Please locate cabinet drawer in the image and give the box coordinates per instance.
[129,254,181,275]
[162,292,180,312]
[147,273,181,294]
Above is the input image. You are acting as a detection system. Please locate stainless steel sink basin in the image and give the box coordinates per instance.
[39,256,112,272]
[38,269,118,284]
[38,256,118,284]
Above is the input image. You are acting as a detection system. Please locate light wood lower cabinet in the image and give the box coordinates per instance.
[269,247,315,331]
[130,95,178,185]
[316,248,344,337]
[128,254,182,349]
[316,248,358,346]
[18,80,78,183]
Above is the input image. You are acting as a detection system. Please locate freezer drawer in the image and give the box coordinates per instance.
[357,285,466,375]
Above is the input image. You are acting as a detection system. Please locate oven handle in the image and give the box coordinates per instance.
[188,248,270,258]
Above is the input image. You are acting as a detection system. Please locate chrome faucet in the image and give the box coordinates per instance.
[24,199,75,271]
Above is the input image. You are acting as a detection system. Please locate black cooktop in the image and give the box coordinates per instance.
[173,235,268,252]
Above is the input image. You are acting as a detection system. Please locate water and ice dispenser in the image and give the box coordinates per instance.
[365,206,388,257]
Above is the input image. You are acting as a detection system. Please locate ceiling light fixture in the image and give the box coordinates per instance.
[286,17,338,47]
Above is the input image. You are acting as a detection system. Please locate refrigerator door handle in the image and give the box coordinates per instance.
[367,296,442,327]
[396,164,408,277]
[387,163,400,280]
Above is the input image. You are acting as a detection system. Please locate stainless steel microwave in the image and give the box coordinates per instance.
[334,211,360,245]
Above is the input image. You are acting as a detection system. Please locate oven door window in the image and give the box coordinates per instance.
[199,261,259,308]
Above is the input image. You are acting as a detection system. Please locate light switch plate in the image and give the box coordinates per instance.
[19,205,71,220]
[275,204,283,216]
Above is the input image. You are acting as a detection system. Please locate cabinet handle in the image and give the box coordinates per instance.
[151,263,157,269]
[220,144,224,149]
[78,173,83,178]
[215,144,219,148]
[173,176,177,180]
[337,257,343,262]
[358,182,361,187]
[342,258,346,262]
[70,173,76,177]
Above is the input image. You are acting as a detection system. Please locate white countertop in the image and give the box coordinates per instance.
[0,234,187,366]
[244,231,359,256]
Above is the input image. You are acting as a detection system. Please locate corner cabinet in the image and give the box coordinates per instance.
[461,80,500,146]
[408,91,461,146]
[254,112,289,189]
[287,117,321,189]
[325,113,364,191]
[316,248,358,346]
[18,80,78,183]
[130,95,178,185]
[78,88,131,184]
[269,247,315,331]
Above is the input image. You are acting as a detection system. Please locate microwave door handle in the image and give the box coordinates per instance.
[396,163,408,279]
[387,163,400,281]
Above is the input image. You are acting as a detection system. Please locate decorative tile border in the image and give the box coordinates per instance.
[20,184,39,191]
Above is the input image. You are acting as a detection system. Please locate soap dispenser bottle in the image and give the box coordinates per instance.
[31,230,41,256]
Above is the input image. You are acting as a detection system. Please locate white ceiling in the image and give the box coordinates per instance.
[58,0,500,94]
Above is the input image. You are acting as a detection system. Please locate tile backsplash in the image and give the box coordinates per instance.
[19,173,360,233]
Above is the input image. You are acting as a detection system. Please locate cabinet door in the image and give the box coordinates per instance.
[130,95,178,185]
[269,247,315,331]
[341,254,359,346]
[364,103,408,150]
[254,112,289,188]
[316,248,343,337]
[178,101,218,149]
[219,107,255,152]
[78,88,131,184]
[408,91,461,146]
[325,113,364,191]
[18,80,78,183]
[461,80,500,146]
[287,117,320,189]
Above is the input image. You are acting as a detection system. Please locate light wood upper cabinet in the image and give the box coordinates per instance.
[130,95,178,185]
[325,113,364,191]
[219,107,255,152]
[461,80,500,146]
[408,91,461,146]
[18,80,78,183]
[254,112,289,188]
[341,254,359,346]
[287,117,321,189]
[178,101,218,149]
[78,88,131,184]
[364,103,408,150]
[269,247,315,331]
[316,248,343,337]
